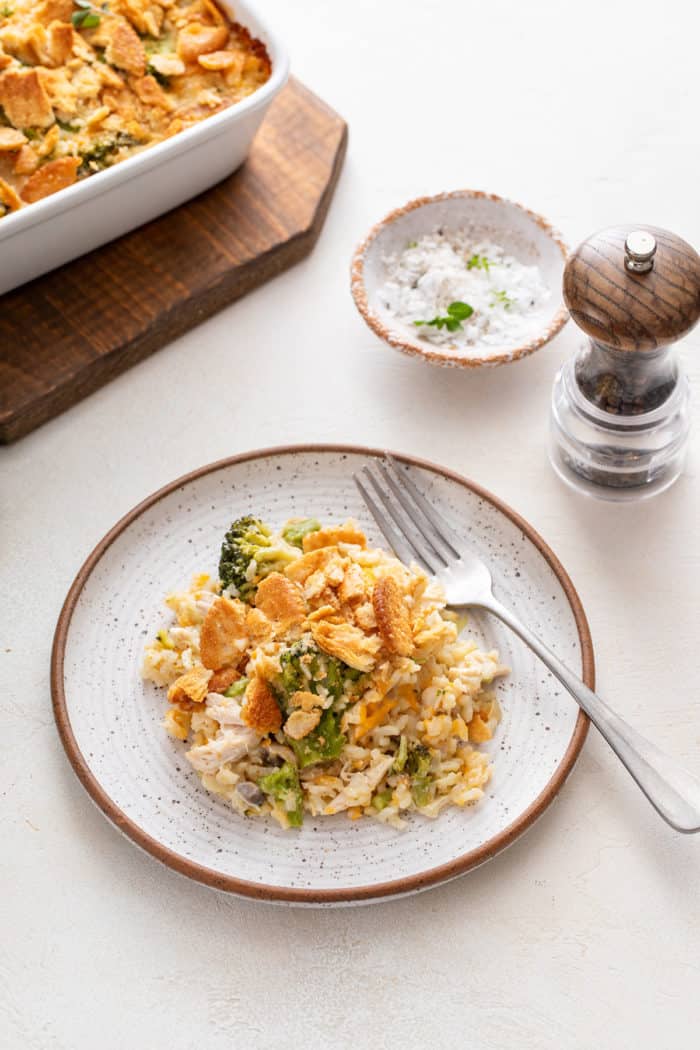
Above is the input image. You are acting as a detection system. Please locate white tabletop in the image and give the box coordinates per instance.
[3,1,699,1046]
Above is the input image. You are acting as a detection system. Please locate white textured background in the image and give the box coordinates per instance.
[2,0,699,1046]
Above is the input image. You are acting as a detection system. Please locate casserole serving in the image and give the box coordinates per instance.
[142,514,507,830]
[0,0,287,294]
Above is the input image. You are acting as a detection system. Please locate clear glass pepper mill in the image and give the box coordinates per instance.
[549,224,700,500]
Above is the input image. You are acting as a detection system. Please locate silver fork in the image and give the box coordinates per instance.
[354,454,700,833]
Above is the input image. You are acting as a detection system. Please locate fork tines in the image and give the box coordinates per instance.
[353,454,462,576]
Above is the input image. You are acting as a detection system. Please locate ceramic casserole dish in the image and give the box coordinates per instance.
[0,0,288,296]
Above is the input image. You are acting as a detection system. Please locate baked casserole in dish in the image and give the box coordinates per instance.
[0,0,287,293]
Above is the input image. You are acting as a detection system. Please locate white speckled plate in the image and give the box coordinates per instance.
[52,446,591,905]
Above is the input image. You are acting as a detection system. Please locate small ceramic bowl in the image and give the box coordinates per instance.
[351,190,569,369]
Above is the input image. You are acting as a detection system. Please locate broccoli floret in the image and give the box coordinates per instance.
[404,743,431,777]
[278,639,362,705]
[77,133,139,175]
[277,639,363,767]
[278,639,311,696]
[405,743,433,806]
[218,516,296,601]
[289,708,346,769]
[259,762,303,827]
[282,518,321,549]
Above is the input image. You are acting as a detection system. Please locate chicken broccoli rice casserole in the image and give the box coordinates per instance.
[0,0,270,214]
[142,516,507,830]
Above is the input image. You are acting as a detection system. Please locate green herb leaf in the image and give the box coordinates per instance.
[491,290,515,310]
[466,253,491,271]
[447,301,474,320]
[1,6,15,17]
[56,118,80,133]
[413,300,473,332]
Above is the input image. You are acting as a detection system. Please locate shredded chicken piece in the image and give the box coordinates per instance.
[204,692,247,726]
[187,725,260,772]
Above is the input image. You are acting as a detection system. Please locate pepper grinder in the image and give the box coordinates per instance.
[549,224,700,500]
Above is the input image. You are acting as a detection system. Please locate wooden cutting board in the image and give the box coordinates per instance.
[0,78,347,444]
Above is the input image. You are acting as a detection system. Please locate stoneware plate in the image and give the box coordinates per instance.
[351,190,569,369]
[52,446,591,905]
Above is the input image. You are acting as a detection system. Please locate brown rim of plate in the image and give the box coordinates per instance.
[350,189,570,369]
[51,443,592,904]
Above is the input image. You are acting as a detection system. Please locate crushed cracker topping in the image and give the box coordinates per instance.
[372,574,414,657]
[0,0,271,214]
[199,595,248,670]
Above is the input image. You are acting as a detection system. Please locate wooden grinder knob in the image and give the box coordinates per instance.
[563,224,700,352]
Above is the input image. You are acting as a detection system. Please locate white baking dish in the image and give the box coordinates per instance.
[0,0,288,296]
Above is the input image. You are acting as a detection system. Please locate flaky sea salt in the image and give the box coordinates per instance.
[378,230,551,358]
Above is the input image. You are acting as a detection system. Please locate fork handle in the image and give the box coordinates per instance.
[483,598,700,833]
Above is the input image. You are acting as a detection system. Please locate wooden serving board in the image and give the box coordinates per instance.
[0,78,347,444]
